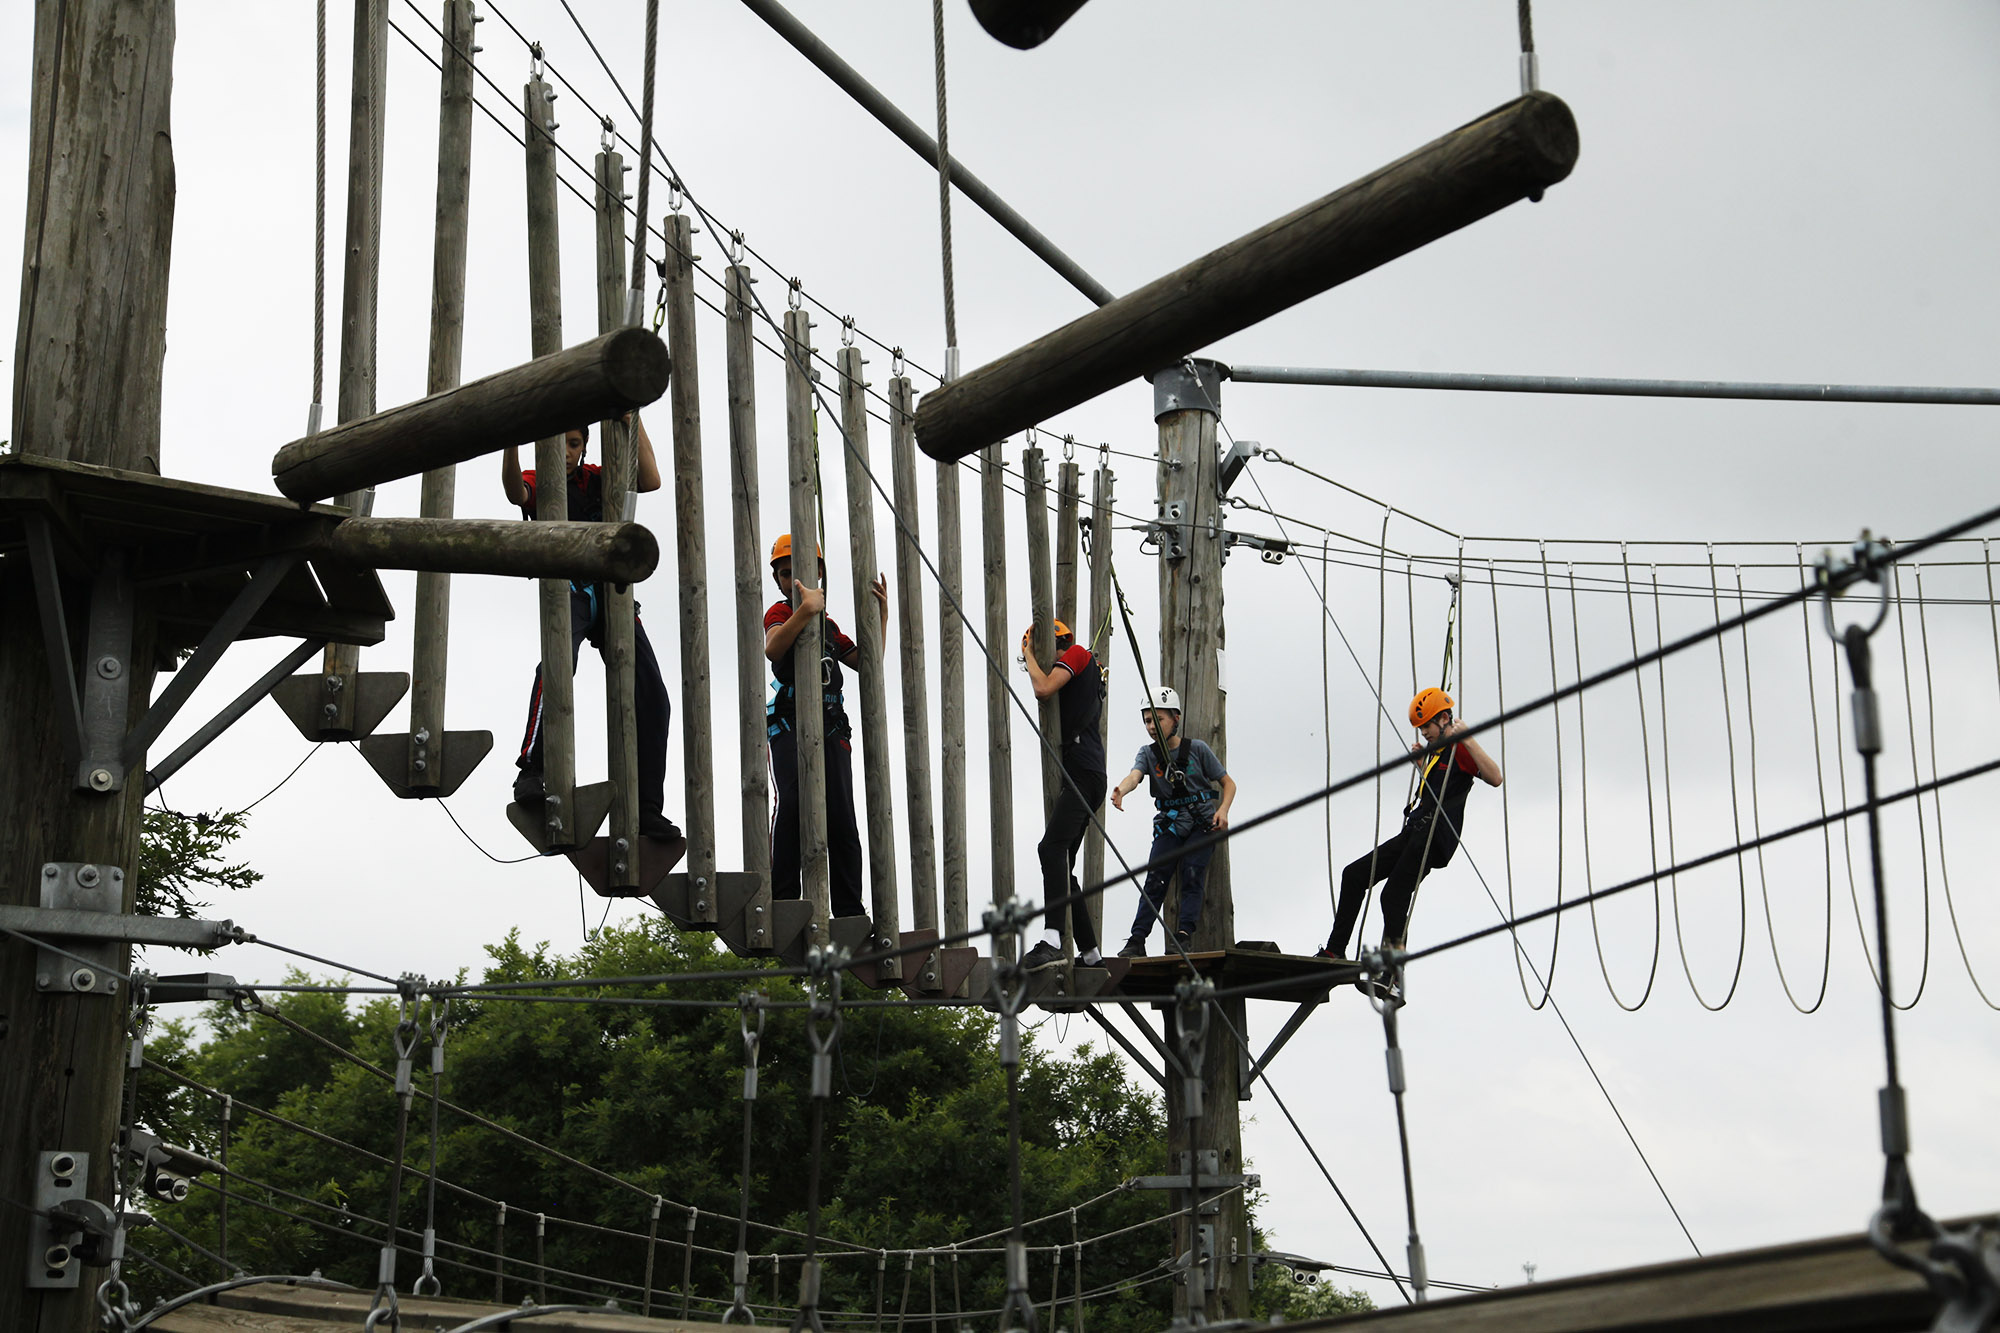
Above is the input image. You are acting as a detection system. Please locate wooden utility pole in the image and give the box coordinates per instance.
[937,454,969,943]
[783,308,831,935]
[980,444,1017,956]
[725,266,773,904]
[1081,464,1113,945]
[888,375,939,935]
[1152,358,1248,1322]
[663,212,719,911]
[838,345,899,965]
[2,3,174,1331]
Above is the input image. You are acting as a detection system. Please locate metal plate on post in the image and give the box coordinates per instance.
[269,670,409,741]
[505,780,615,855]
[889,928,942,998]
[710,872,767,955]
[356,729,492,798]
[26,1151,87,1288]
[38,863,124,995]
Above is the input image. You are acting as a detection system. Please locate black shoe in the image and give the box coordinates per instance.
[1117,936,1147,959]
[639,812,683,842]
[512,769,545,806]
[1173,930,1194,952]
[1314,947,1353,964]
[1022,941,1065,972]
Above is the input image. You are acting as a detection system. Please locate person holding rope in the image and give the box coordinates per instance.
[1020,621,1108,971]
[764,533,888,919]
[1109,687,1236,957]
[503,416,684,856]
[1316,687,1502,963]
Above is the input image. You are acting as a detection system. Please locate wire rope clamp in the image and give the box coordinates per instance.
[1816,531,1893,756]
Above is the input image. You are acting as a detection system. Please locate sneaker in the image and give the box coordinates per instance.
[1314,947,1353,964]
[639,812,683,842]
[1022,941,1065,972]
[1116,936,1147,959]
[1172,930,1194,952]
[512,769,545,806]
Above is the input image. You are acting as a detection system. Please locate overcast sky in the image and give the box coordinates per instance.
[6,0,1999,1310]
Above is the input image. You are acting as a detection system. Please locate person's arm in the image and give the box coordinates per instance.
[632,413,662,493]
[1211,773,1238,830]
[764,582,826,663]
[1109,767,1145,811]
[1021,632,1076,700]
[1448,721,1504,786]
[502,446,530,509]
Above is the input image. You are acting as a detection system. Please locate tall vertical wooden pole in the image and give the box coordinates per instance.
[980,443,1017,954]
[664,212,718,911]
[320,0,389,733]
[937,457,969,941]
[839,346,899,961]
[1153,359,1245,1322]
[889,376,939,933]
[524,71,575,845]
[407,0,476,791]
[783,309,831,934]
[1056,461,1081,643]
[1022,446,1060,822]
[2,5,174,1329]
[726,266,773,904]
[594,146,640,885]
[1081,465,1114,944]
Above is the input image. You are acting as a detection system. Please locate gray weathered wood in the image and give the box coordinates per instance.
[1081,465,1113,944]
[1055,460,1080,636]
[1022,447,1061,821]
[319,0,391,733]
[596,147,640,886]
[839,346,899,962]
[889,375,938,932]
[937,455,969,940]
[980,444,1016,952]
[784,309,830,934]
[726,266,773,908]
[271,326,670,503]
[915,93,1580,461]
[407,0,477,792]
[322,517,657,581]
[1,4,173,1327]
[664,213,718,910]
[525,72,574,845]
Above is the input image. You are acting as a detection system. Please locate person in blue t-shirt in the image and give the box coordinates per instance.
[1108,686,1236,956]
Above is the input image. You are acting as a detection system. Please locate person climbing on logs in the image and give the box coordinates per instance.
[1316,687,1502,964]
[1019,621,1108,972]
[503,416,685,861]
[764,533,888,919]
[1108,686,1236,957]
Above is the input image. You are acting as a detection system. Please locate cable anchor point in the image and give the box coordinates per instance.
[841,315,856,348]
[787,278,803,311]
[729,229,745,266]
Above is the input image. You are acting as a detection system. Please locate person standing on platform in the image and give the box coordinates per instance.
[1108,687,1235,957]
[503,416,684,857]
[1316,687,1502,962]
[764,533,887,919]
[1020,622,1108,971]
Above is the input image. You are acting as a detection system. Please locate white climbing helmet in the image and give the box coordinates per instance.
[1142,686,1182,714]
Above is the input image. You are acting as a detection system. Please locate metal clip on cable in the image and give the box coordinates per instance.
[413,995,450,1299]
[366,977,426,1332]
[1363,947,1428,1303]
[724,995,765,1325]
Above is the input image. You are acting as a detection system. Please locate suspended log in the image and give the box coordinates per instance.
[270,326,670,502]
[937,452,970,941]
[727,266,775,904]
[981,443,1017,953]
[596,146,641,885]
[968,0,1091,50]
[1080,464,1113,943]
[319,517,658,582]
[784,309,832,933]
[915,92,1579,461]
[889,375,939,934]
[1022,447,1060,821]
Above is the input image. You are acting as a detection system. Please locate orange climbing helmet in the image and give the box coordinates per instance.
[770,533,824,565]
[1409,687,1453,728]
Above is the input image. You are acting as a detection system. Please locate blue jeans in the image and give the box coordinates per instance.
[1130,824,1214,940]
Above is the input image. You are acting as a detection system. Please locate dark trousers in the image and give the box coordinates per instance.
[769,725,867,918]
[1037,769,1106,954]
[1326,818,1460,956]
[1132,823,1215,941]
[517,589,672,823]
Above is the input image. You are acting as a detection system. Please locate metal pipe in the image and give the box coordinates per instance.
[734,0,1114,310]
[1223,364,2000,406]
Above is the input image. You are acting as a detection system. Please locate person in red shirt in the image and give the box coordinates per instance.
[501,416,682,852]
[1019,621,1108,971]
[763,533,887,917]
[1318,687,1502,961]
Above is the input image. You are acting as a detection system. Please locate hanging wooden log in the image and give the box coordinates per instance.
[838,345,900,971]
[726,265,775,926]
[1055,459,1080,635]
[1080,464,1113,942]
[784,308,832,935]
[981,443,1017,955]
[914,92,1580,461]
[1022,446,1060,821]
[968,0,1092,50]
[321,517,656,581]
[594,146,641,887]
[937,453,970,943]
[889,374,939,934]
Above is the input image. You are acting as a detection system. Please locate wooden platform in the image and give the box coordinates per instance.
[1115,943,1360,1003]
[0,454,392,652]
[154,1280,739,1332]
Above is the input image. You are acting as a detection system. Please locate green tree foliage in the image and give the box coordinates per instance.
[135,809,259,920]
[134,921,1207,1331]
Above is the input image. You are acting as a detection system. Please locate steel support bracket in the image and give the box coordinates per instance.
[26,1151,89,1288]
[270,669,410,743]
[356,728,493,799]
[31,863,128,994]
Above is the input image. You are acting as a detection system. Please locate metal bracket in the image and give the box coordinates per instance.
[1218,438,1255,495]
[356,728,493,799]
[1244,998,1325,1092]
[34,863,127,994]
[1150,359,1225,422]
[270,669,410,743]
[27,1151,88,1288]
[1,902,237,958]
[1222,530,1289,565]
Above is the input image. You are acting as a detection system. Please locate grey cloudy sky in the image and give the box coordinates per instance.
[6,0,1999,1308]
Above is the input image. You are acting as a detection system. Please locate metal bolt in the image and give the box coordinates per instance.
[37,974,51,989]
[414,728,431,744]
[49,1153,77,1179]
[326,675,345,693]
[322,704,339,721]
[75,865,100,887]
[88,769,114,791]
[70,968,97,992]
[44,1244,72,1270]
[695,899,709,914]
[412,757,428,772]
[95,655,122,679]
[43,864,58,879]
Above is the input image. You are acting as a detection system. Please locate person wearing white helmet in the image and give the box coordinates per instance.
[1108,685,1236,956]
[1019,620,1108,971]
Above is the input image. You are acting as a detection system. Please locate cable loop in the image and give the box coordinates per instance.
[1817,532,1894,644]
[729,229,745,265]
[528,40,544,79]
[1061,434,1075,462]
[787,277,803,310]
[841,314,856,347]
[667,176,683,213]
[599,115,615,152]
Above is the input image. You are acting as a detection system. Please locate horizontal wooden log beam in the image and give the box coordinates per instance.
[915,92,1578,462]
[271,327,670,501]
[320,517,659,583]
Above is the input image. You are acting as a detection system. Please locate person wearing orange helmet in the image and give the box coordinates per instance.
[1018,619,1109,971]
[1316,686,1502,962]
[764,533,888,917]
